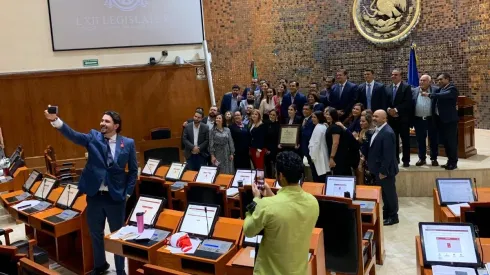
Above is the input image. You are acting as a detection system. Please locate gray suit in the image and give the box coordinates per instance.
[182,122,210,171]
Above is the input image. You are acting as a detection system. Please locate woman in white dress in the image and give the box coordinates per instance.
[308,110,330,183]
[259,87,276,121]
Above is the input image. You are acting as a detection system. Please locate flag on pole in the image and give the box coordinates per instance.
[250,60,258,78]
[407,43,419,87]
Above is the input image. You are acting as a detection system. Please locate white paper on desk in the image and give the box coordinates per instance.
[431,265,476,275]
[12,200,40,210]
[226,188,239,197]
[231,170,256,187]
[165,238,201,254]
[244,235,263,244]
[195,166,218,184]
[129,196,163,226]
[57,184,79,208]
[142,159,160,175]
[447,203,470,217]
[34,178,56,199]
[180,204,218,236]
[110,225,138,239]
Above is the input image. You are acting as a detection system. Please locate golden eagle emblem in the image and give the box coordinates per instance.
[353,0,421,44]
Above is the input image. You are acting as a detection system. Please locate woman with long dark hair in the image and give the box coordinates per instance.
[259,87,277,121]
[358,113,376,184]
[342,103,364,137]
[249,109,267,169]
[275,83,287,120]
[325,107,351,175]
[307,92,325,112]
[264,110,281,178]
[308,111,329,182]
[209,113,235,174]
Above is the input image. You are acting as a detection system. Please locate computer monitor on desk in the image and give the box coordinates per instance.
[436,178,476,206]
[325,176,356,199]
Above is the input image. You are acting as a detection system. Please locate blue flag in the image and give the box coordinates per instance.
[407,43,419,87]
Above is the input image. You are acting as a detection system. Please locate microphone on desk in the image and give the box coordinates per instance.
[204,206,210,240]
[473,178,479,202]
[40,179,48,200]
[66,184,71,209]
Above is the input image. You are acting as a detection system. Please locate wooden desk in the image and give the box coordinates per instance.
[415,236,490,275]
[105,209,184,275]
[0,166,28,192]
[9,186,64,224]
[0,181,42,208]
[432,187,490,223]
[27,195,93,274]
[155,217,243,275]
[225,228,326,275]
[356,185,384,265]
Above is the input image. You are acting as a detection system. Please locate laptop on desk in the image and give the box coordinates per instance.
[16,177,57,215]
[6,170,43,204]
[325,175,356,199]
[44,184,80,224]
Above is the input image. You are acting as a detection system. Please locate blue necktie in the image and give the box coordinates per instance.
[366,83,372,110]
[392,85,397,104]
[105,138,114,167]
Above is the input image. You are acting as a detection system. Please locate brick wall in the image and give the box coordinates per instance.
[204,0,490,128]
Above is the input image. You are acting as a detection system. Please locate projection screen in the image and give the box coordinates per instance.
[47,0,204,51]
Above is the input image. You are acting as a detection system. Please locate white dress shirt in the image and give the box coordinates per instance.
[193,123,200,146]
[370,122,387,146]
[415,88,432,117]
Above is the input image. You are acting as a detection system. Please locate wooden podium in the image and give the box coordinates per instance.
[155,217,243,275]
[0,166,29,192]
[104,209,184,275]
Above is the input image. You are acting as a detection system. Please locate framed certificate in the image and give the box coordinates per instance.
[195,166,218,184]
[141,159,161,176]
[279,125,300,147]
[56,184,80,209]
[231,169,257,187]
[165,162,186,181]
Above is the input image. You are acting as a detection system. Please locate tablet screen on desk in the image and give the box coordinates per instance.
[436,178,475,205]
[231,170,256,187]
[195,166,218,184]
[420,222,481,267]
[23,170,41,192]
[34,178,56,200]
[128,196,165,227]
[325,176,355,199]
[56,184,79,209]
[179,203,220,238]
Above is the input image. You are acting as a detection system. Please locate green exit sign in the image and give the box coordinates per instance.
[83,59,99,67]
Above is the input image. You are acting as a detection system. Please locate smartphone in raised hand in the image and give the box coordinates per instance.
[47,106,58,114]
[256,169,265,191]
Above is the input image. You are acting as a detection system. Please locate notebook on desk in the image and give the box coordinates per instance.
[44,184,80,224]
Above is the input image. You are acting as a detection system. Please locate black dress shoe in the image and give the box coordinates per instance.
[403,163,410,167]
[383,217,399,226]
[445,164,457,170]
[94,262,110,275]
[416,160,426,166]
[431,160,439,166]
[441,163,449,169]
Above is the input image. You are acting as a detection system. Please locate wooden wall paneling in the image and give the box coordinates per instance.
[0,64,210,159]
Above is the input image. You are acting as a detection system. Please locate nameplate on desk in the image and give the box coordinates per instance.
[195,166,218,184]
[436,178,475,206]
[142,159,161,176]
[23,170,42,192]
[179,203,220,238]
[165,162,186,181]
[129,196,165,228]
[325,176,355,199]
[34,178,57,200]
[231,169,256,187]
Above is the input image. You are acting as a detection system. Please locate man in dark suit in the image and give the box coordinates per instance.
[229,111,251,169]
[182,111,210,171]
[431,73,459,170]
[368,110,399,226]
[320,76,335,100]
[280,81,307,121]
[412,74,439,167]
[387,69,413,167]
[329,69,358,120]
[358,69,388,111]
[299,105,318,180]
[45,109,137,274]
[220,84,242,115]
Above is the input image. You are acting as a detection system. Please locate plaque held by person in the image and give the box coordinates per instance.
[279,125,300,147]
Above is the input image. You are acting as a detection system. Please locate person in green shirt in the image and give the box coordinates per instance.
[244,151,320,275]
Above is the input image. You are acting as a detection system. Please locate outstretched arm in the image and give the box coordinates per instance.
[44,109,92,147]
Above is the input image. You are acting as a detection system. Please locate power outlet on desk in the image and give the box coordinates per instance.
[162,50,168,57]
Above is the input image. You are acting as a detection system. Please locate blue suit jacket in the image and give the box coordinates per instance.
[58,123,138,201]
[300,117,315,156]
[280,92,307,122]
[430,84,459,123]
[367,124,399,177]
[358,81,388,111]
[329,81,358,116]
[220,92,240,114]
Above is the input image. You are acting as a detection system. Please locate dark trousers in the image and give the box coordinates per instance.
[413,116,439,161]
[234,151,251,170]
[435,115,458,165]
[375,175,399,219]
[265,153,277,179]
[187,154,207,171]
[306,155,321,182]
[86,193,126,273]
[389,120,410,164]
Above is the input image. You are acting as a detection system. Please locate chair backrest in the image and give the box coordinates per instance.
[144,148,180,166]
[315,195,362,274]
[18,258,58,275]
[0,246,23,275]
[141,264,190,274]
[461,202,490,238]
[150,128,171,140]
[185,182,225,216]
[44,146,56,175]
[139,180,169,208]
[238,186,254,219]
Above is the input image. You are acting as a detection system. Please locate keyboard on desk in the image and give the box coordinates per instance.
[6,197,18,203]
[22,207,40,214]
[44,215,65,224]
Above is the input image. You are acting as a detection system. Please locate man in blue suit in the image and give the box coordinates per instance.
[45,109,137,275]
[299,105,318,181]
[357,69,388,111]
[329,69,358,120]
[280,81,307,122]
[220,84,242,115]
[431,73,459,170]
[368,110,399,226]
